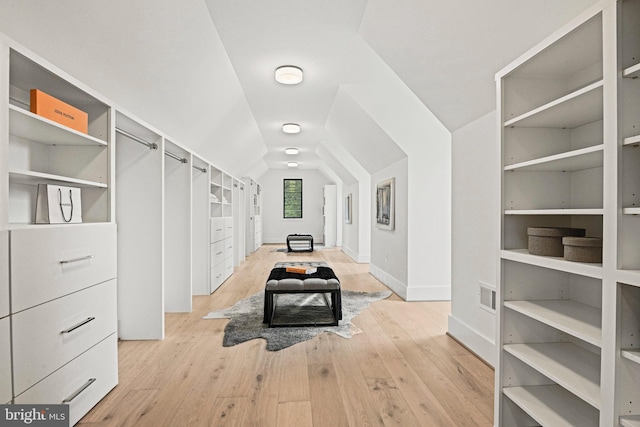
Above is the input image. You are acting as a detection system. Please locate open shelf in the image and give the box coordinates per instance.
[618,270,640,288]
[503,385,599,427]
[9,105,107,147]
[504,81,603,129]
[504,300,602,347]
[501,249,603,279]
[622,349,640,365]
[9,169,107,188]
[624,135,640,146]
[504,145,603,172]
[621,415,640,427]
[505,208,604,216]
[504,343,600,408]
[623,63,640,79]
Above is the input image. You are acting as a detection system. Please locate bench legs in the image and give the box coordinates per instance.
[263,289,341,327]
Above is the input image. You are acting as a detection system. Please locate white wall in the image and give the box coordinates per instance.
[0,0,265,178]
[370,158,409,292]
[260,169,334,244]
[448,111,499,366]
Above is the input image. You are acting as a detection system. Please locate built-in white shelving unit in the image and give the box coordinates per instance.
[0,35,117,424]
[497,1,640,425]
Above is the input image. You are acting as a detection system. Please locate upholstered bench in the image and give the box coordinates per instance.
[286,234,314,252]
[263,261,342,327]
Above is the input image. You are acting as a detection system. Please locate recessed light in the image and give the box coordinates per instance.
[275,65,303,85]
[287,162,298,168]
[282,123,301,134]
[285,148,299,155]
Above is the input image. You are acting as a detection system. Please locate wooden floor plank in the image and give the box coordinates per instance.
[77,245,494,427]
[276,401,313,427]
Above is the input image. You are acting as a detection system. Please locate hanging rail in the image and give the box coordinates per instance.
[115,127,158,150]
[193,165,207,173]
[165,150,187,164]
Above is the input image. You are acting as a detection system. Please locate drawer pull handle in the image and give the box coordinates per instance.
[62,378,96,403]
[60,255,94,265]
[216,251,223,255]
[61,317,96,334]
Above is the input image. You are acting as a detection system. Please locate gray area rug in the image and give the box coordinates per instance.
[203,289,392,351]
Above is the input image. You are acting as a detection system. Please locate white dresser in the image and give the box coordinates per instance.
[210,217,234,293]
[10,224,118,425]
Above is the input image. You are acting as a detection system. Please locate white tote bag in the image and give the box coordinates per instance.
[35,184,83,224]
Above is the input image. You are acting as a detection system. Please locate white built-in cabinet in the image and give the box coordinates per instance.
[208,166,234,293]
[496,1,640,425]
[0,35,118,424]
[115,113,243,335]
[244,178,263,255]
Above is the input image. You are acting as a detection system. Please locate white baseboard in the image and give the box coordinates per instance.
[369,264,407,300]
[370,264,451,301]
[447,314,495,367]
[341,246,370,263]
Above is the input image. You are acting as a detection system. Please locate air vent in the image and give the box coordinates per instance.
[479,282,496,313]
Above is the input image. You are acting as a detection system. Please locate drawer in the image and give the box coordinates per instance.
[0,317,11,404]
[224,217,234,238]
[210,263,224,292]
[12,279,117,395]
[15,333,118,426]
[210,218,224,243]
[210,240,225,266]
[224,236,234,255]
[0,231,8,319]
[11,223,116,312]
[224,256,234,279]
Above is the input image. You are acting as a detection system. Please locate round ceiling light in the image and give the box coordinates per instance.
[282,123,301,134]
[287,161,298,168]
[275,65,303,85]
[285,148,299,155]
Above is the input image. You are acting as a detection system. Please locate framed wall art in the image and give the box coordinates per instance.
[344,193,352,224]
[376,177,395,230]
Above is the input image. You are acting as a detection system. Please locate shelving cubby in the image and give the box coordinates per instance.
[496,4,616,426]
[210,166,223,217]
[500,260,603,425]
[115,112,164,340]
[163,140,191,313]
[617,283,640,425]
[192,156,210,296]
[7,49,111,225]
[619,0,640,273]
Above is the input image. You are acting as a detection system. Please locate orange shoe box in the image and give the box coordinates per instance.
[30,89,88,134]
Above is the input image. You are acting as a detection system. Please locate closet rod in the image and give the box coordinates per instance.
[193,165,207,173]
[115,128,158,150]
[165,150,187,164]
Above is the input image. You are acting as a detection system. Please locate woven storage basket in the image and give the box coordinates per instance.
[562,236,602,263]
[527,227,586,257]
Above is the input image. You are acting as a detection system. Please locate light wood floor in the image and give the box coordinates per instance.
[79,245,494,426]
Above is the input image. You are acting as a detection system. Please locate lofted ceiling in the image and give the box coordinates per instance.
[0,0,600,179]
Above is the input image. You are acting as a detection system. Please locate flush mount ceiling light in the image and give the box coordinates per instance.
[275,65,303,85]
[285,148,299,155]
[282,123,301,134]
[287,161,298,168]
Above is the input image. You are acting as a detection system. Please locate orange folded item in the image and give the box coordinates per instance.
[285,266,317,275]
[30,89,88,134]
